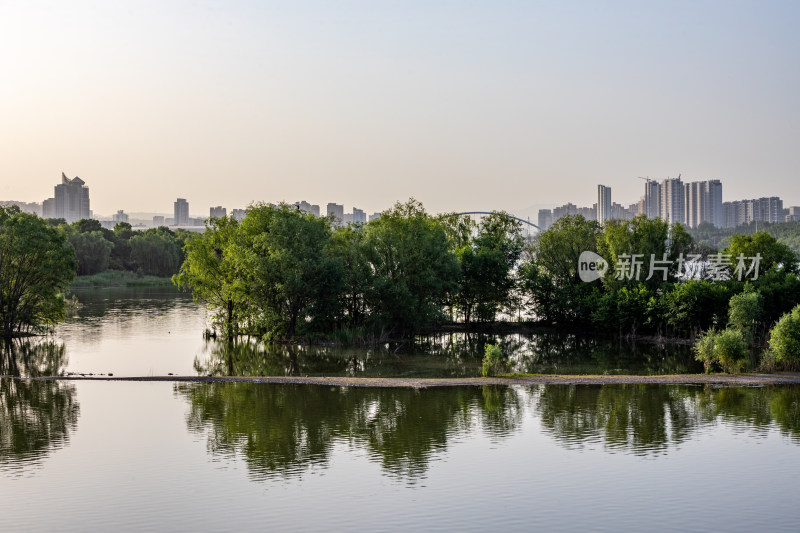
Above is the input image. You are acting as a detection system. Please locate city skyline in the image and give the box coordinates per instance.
[4,169,800,231]
[1,2,798,216]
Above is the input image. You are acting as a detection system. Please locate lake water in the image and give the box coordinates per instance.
[1,288,799,531]
[45,287,702,378]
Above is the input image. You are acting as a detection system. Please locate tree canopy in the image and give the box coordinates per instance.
[0,206,77,340]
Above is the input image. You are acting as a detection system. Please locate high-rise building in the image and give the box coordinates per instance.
[210,206,227,219]
[174,198,189,226]
[42,198,56,219]
[327,203,344,226]
[153,215,165,227]
[721,197,783,228]
[660,177,684,225]
[552,203,577,222]
[597,184,611,223]
[112,210,129,223]
[684,179,723,228]
[296,201,322,217]
[643,180,661,219]
[231,209,246,221]
[53,172,91,223]
[537,209,553,230]
[706,180,723,227]
[352,208,366,224]
[368,212,381,222]
[578,206,596,220]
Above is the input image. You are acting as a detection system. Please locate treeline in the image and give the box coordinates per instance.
[689,220,800,254]
[525,215,800,370]
[174,199,524,339]
[46,218,193,277]
[173,199,800,370]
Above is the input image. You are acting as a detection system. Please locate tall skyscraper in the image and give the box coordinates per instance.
[537,209,553,230]
[352,207,366,224]
[684,179,724,228]
[52,172,91,223]
[597,184,611,223]
[209,206,227,219]
[660,177,684,225]
[174,198,189,226]
[706,180,723,228]
[643,180,661,219]
[327,203,344,226]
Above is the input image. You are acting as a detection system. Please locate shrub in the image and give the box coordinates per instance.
[481,344,507,377]
[728,291,763,344]
[767,305,800,369]
[694,328,748,373]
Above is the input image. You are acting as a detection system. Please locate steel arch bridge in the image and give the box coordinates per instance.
[450,211,543,232]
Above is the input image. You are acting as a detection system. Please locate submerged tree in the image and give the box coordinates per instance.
[173,215,245,338]
[236,203,342,338]
[0,206,77,340]
[454,212,524,324]
[362,199,459,333]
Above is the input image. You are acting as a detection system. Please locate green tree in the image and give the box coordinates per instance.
[767,304,800,369]
[724,231,798,276]
[72,218,103,233]
[130,232,181,276]
[0,206,77,340]
[661,280,730,338]
[173,215,245,338]
[694,328,747,373]
[728,290,764,344]
[69,231,113,275]
[519,215,600,324]
[328,224,370,328]
[597,216,692,291]
[236,203,342,338]
[455,212,524,324]
[361,199,459,333]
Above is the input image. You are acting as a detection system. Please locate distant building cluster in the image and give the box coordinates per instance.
[538,176,794,230]
[3,171,796,233]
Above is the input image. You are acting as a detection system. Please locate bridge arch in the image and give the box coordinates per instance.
[449,211,543,232]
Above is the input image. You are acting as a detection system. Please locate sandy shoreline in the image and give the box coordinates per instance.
[4,373,800,388]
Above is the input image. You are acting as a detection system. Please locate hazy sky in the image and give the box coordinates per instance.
[1,0,798,217]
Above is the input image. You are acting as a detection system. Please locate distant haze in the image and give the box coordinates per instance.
[1,1,798,216]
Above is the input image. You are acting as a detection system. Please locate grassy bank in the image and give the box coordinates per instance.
[69,270,175,289]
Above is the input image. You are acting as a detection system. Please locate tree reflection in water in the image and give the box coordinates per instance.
[175,383,524,482]
[177,382,800,482]
[537,384,800,454]
[193,331,702,379]
[0,340,79,474]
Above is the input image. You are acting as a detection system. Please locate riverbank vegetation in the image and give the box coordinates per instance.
[0,206,77,340]
[174,200,800,373]
[69,270,175,289]
[44,218,192,278]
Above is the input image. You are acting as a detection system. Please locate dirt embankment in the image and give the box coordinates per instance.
[6,373,800,388]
